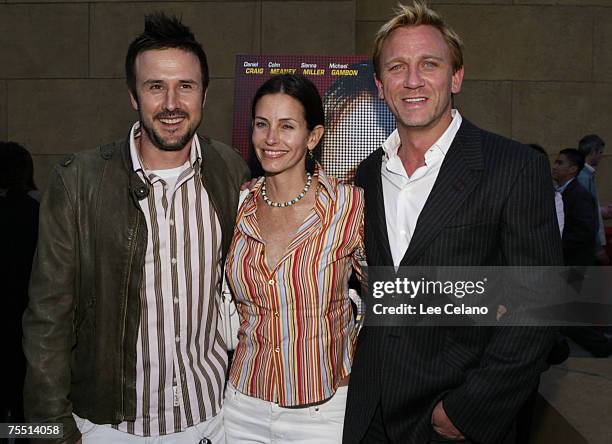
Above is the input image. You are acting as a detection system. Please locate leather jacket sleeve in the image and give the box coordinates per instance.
[22,164,81,444]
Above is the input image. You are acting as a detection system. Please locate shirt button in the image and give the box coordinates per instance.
[275,346,280,353]
[274,312,279,317]
[171,258,177,265]
[268,279,274,286]
[174,297,179,304]
[175,336,180,343]
[169,219,174,226]
[400,230,406,235]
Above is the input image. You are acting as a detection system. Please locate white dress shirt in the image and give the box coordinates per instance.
[382,110,463,266]
[554,191,564,235]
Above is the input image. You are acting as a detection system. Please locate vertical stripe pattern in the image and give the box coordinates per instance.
[225,168,365,407]
[115,126,227,436]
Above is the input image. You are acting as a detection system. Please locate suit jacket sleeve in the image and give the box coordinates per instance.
[562,186,598,250]
[22,166,81,444]
[576,169,595,198]
[442,154,563,444]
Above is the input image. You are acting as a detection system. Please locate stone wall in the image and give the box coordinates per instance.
[2,0,610,205]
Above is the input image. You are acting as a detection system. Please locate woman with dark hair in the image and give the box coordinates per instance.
[223,75,365,442]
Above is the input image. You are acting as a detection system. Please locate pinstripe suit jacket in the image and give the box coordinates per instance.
[343,119,563,444]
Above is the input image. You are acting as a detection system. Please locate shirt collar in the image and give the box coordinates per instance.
[382,109,462,160]
[583,163,595,174]
[314,166,336,203]
[129,121,202,173]
[556,177,575,193]
[244,164,336,216]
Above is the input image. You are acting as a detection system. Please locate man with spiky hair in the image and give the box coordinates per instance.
[23,13,249,444]
[343,2,562,443]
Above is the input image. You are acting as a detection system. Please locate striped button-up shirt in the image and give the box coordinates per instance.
[225,168,365,406]
[114,123,227,436]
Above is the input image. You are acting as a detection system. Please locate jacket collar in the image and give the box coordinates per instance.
[120,131,237,258]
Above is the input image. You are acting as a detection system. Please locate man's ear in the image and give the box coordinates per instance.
[129,90,139,111]
[451,66,464,95]
[570,165,579,176]
[374,73,384,100]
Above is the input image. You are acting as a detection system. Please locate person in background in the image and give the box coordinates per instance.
[554,147,612,358]
[224,74,365,443]
[552,148,598,266]
[0,142,39,431]
[577,134,611,264]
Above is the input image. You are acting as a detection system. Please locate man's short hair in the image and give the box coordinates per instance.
[559,148,585,175]
[372,1,464,79]
[125,12,209,97]
[578,134,605,157]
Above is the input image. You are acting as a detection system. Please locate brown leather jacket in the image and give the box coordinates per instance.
[22,135,249,443]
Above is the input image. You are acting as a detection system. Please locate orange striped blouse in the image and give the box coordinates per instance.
[225,168,365,406]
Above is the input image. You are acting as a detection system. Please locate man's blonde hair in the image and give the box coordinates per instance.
[372,1,464,78]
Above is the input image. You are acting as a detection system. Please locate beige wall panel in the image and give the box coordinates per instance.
[594,8,612,82]
[0,81,6,141]
[0,4,88,78]
[32,155,65,193]
[357,0,511,21]
[262,1,354,54]
[358,6,592,82]
[90,2,261,78]
[511,82,612,153]
[8,79,136,155]
[596,155,612,206]
[454,81,512,138]
[9,0,257,2]
[355,21,380,56]
[200,78,234,146]
[435,6,592,81]
[516,1,612,5]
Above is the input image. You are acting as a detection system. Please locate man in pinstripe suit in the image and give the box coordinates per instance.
[343,2,562,444]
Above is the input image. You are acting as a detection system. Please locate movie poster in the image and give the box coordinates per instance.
[232,55,396,182]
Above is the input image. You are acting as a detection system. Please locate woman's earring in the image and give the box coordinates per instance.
[307,149,314,160]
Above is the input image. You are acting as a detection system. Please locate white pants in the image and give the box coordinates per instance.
[223,384,347,443]
[74,411,224,444]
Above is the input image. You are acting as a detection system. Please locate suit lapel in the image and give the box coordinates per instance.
[361,149,394,266]
[561,178,576,204]
[400,120,484,266]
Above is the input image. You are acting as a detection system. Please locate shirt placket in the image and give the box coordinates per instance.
[260,259,281,404]
[170,167,197,430]
[152,166,194,431]
[148,176,181,430]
